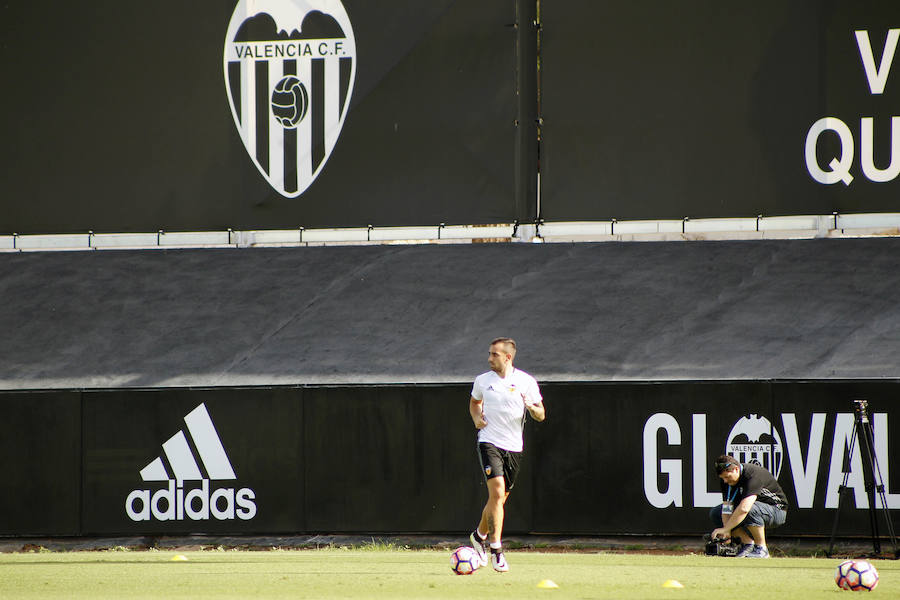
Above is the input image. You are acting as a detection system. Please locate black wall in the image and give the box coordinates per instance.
[7,2,900,235]
[3,381,898,538]
[540,1,900,220]
[0,1,535,234]
[0,392,81,536]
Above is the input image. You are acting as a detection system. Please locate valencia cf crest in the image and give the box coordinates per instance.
[224,0,356,197]
[725,414,784,478]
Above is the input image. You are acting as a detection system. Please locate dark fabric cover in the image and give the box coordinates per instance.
[1,238,898,389]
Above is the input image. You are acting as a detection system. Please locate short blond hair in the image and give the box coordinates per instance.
[491,337,517,359]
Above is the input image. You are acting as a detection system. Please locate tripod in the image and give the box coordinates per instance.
[827,399,899,558]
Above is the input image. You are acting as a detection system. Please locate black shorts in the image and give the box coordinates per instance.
[477,442,522,492]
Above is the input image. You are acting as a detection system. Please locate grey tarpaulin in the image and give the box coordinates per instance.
[2,238,899,390]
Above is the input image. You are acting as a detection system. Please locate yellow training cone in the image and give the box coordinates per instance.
[662,579,684,589]
[537,579,559,588]
[170,554,188,561]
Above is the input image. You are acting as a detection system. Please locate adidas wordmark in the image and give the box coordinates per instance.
[125,403,257,522]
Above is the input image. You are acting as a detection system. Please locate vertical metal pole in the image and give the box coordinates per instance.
[856,404,881,554]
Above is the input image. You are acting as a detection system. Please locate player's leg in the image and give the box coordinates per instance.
[472,443,504,565]
[483,478,510,572]
[469,525,488,566]
[488,449,519,572]
[482,476,507,544]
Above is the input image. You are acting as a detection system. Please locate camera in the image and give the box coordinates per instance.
[853,398,870,423]
[703,533,739,557]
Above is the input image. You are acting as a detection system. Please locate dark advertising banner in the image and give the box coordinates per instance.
[0,1,532,235]
[300,385,489,533]
[533,381,900,536]
[80,385,484,535]
[5,380,898,538]
[0,392,81,536]
[540,1,900,221]
[82,388,306,535]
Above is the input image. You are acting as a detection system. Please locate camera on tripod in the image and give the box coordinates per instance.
[853,398,870,421]
[827,398,899,559]
[703,533,739,557]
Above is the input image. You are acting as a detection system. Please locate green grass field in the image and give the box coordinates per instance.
[0,548,896,599]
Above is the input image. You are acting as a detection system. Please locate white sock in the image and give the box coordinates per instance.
[490,542,502,550]
[475,529,486,540]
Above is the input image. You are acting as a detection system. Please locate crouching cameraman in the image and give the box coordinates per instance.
[709,455,788,558]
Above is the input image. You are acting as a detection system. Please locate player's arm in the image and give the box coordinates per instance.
[470,396,487,429]
[712,495,756,539]
[522,385,545,422]
[525,398,545,422]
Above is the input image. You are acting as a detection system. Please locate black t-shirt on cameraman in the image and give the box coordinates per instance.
[719,462,788,510]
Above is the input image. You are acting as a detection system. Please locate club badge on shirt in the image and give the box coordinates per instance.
[486,384,517,394]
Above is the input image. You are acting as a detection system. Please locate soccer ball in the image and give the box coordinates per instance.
[450,546,480,575]
[271,76,309,128]
[835,559,879,591]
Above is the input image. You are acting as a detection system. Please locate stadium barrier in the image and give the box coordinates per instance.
[2,381,898,538]
[6,214,900,252]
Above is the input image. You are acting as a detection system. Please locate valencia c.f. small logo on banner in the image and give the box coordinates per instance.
[224,0,356,197]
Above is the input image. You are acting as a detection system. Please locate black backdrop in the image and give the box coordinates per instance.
[5,2,900,233]
[540,0,900,221]
[0,1,535,234]
[3,381,898,538]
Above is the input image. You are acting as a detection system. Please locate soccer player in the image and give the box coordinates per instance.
[468,337,545,572]
[710,454,788,558]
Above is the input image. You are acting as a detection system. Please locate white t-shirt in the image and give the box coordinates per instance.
[471,368,542,452]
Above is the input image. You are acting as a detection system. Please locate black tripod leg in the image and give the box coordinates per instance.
[857,417,881,555]
[828,420,858,557]
[827,486,845,557]
[863,415,900,557]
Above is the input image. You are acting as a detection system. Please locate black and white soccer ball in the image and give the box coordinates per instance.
[271,76,309,128]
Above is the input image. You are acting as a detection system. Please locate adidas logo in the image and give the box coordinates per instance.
[125,403,257,522]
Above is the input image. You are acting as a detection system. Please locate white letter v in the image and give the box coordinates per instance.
[856,29,900,95]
